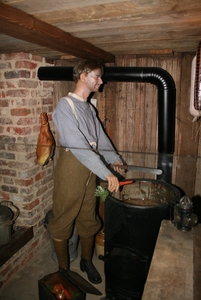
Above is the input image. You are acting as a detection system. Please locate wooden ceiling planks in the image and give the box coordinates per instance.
[0,0,201,59]
[0,2,115,63]
[33,1,201,25]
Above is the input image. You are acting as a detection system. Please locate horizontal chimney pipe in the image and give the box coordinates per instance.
[38,66,176,183]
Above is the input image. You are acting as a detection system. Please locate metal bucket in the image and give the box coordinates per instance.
[0,201,20,245]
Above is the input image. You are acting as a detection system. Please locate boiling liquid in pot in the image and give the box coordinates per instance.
[112,181,175,206]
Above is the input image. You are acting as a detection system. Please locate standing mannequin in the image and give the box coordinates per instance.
[48,60,124,284]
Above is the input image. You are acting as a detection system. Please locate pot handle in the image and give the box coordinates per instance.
[0,201,20,223]
[11,202,20,223]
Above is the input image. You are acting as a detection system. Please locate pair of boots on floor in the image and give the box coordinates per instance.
[53,235,102,284]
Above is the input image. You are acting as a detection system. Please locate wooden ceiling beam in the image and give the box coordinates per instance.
[0,2,115,63]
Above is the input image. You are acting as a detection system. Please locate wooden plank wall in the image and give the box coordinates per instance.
[53,53,201,202]
[96,53,201,199]
[173,54,199,197]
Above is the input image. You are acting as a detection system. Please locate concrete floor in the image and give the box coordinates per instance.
[0,241,105,300]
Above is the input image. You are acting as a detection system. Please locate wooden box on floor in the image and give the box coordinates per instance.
[38,270,102,300]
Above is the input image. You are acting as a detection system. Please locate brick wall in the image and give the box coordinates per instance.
[0,52,55,284]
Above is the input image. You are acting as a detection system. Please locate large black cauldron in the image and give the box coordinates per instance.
[104,179,181,300]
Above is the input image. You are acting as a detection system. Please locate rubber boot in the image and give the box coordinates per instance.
[80,236,102,284]
[52,238,68,269]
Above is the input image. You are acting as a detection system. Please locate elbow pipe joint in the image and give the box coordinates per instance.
[103,67,175,90]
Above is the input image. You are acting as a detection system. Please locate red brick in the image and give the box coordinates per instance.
[31,108,35,116]
[16,194,33,203]
[35,170,46,182]
[45,187,53,198]
[1,185,18,193]
[0,169,16,176]
[15,178,34,187]
[47,113,53,121]
[6,81,16,88]
[21,252,34,266]
[18,80,38,89]
[28,238,39,253]
[36,107,46,115]
[17,117,37,126]
[5,52,30,60]
[6,126,32,135]
[42,174,53,185]
[0,118,13,125]
[15,61,37,70]
[0,191,10,200]
[4,177,13,184]
[0,143,5,150]
[18,168,40,178]
[23,198,40,210]
[33,125,41,133]
[22,214,41,226]
[6,89,29,98]
[23,152,37,161]
[29,98,38,106]
[0,152,15,159]
[11,98,27,107]
[32,55,43,62]
[38,218,44,228]
[7,161,20,168]
[43,82,53,88]
[0,62,12,70]
[4,70,31,79]
[36,186,48,197]
[19,109,31,120]
[0,82,5,89]
[42,97,53,105]
[1,136,16,144]
[46,167,53,176]
[32,71,36,79]
[47,106,54,114]
[6,144,17,152]
[0,100,9,107]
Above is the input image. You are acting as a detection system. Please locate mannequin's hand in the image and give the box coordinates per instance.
[107,174,119,192]
[112,160,126,176]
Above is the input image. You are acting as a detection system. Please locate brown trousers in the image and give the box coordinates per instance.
[48,148,101,241]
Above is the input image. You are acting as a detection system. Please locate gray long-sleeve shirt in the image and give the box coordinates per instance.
[52,92,121,181]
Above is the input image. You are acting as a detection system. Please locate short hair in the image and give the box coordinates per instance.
[73,60,104,83]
